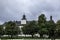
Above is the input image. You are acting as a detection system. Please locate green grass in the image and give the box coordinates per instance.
[1,39,60,40]
[1,39,51,40]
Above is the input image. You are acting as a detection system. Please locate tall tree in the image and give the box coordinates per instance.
[46,16,56,38]
[22,21,39,37]
[38,14,46,38]
[56,20,60,38]
[0,25,4,38]
[5,21,20,38]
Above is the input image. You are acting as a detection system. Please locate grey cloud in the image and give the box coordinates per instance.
[0,0,60,24]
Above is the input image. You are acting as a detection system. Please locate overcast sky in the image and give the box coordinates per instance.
[0,0,60,24]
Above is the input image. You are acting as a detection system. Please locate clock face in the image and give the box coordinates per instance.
[21,20,26,24]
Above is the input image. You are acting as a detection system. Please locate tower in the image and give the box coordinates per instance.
[50,16,52,20]
[22,14,26,20]
[21,14,27,24]
[19,14,27,35]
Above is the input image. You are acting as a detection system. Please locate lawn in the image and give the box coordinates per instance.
[1,39,60,40]
[0,39,51,40]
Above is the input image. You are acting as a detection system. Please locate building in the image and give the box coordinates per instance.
[15,14,31,34]
[15,14,27,26]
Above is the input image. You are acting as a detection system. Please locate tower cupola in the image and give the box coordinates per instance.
[21,14,27,24]
[22,14,26,20]
[50,16,52,20]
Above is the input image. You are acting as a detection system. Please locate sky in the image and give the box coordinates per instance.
[0,0,60,24]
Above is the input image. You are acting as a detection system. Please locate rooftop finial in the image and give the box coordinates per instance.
[50,15,52,20]
[22,14,26,20]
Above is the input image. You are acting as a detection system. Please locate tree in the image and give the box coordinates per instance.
[22,21,39,37]
[46,16,56,38]
[56,20,60,38]
[38,14,47,38]
[38,14,46,26]
[0,25,4,38]
[5,21,20,38]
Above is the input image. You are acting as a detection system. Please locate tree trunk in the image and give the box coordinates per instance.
[0,35,1,38]
[11,35,13,39]
[40,34,43,38]
[51,38,55,40]
[32,35,34,38]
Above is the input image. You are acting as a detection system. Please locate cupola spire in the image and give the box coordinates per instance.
[50,15,52,20]
[22,14,26,20]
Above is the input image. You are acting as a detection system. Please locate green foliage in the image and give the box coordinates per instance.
[55,20,60,37]
[22,21,39,37]
[38,14,46,25]
[0,14,60,38]
[38,14,47,38]
[56,20,60,30]
[46,17,56,38]
[5,21,20,36]
[0,25,4,36]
